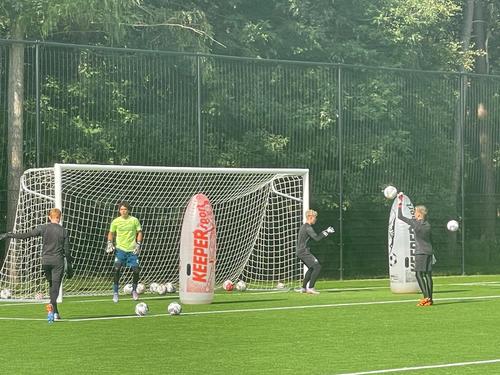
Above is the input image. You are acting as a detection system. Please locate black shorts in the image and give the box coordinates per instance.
[415,254,432,272]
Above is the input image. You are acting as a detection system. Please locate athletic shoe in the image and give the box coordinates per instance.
[423,298,433,306]
[306,288,320,295]
[112,292,119,303]
[54,313,61,321]
[295,287,307,293]
[46,304,54,323]
[417,298,430,306]
[132,290,139,301]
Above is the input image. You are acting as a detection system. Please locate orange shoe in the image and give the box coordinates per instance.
[423,298,433,306]
[416,298,428,306]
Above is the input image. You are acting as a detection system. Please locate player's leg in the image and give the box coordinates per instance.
[50,263,65,319]
[423,255,433,305]
[127,252,140,300]
[300,253,321,294]
[43,265,55,321]
[113,250,126,302]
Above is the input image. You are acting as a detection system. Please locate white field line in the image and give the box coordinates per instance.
[338,358,500,374]
[1,293,500,322]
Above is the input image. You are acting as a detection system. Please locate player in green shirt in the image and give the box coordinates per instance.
[106,201,143,303]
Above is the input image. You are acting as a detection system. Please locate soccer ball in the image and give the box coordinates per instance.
[236,280,247,291]
[383,185,398,200]
[156,283,167,295]
[0,289,12,299]
[223,280,234,291]
[165,282,176,293]
[276,282,286,290]
[135,302,149,316]
[123,284,133,294]
[149,282,159,293]
[389,253,397,266]
[136,283,145,294]
[447,220,459,232]
[167,302,182,315]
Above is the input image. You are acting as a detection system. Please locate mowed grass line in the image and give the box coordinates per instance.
[1,275,500,375]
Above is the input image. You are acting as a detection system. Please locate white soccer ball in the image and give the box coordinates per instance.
[223,280,234,291]
[167,302,182,315]
[149,282,159,293]
[0,288,12,299]
[135,302,149,316]
[276,282,286,290]
[123,284,133,294]
[447,220,459,232]
[236,280,247,291]
[156,283,167,295]
[165,282,176,293]
[136,283,145,294]
[383,185,398,200]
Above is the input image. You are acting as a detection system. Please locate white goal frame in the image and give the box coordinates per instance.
[0,164,309,300]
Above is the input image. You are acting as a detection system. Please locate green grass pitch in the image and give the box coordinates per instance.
[2,275,500,374]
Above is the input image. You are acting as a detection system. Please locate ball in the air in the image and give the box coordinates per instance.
[135,302,149,316]
[447,220,459,232]
[123,284,133,294]
[236,280,247,291]
[223,280,234,291]
[165,282,176,293]
[383,185,398,199]
[167,302,182,315]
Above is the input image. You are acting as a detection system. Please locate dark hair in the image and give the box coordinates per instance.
[117,201,131,212]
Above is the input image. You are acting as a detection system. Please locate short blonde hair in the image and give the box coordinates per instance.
[305,209,318,218]
[415,205,427,217]
[49,208,62,219]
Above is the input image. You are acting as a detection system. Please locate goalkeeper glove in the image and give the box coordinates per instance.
[106,241,115,254]
[65,262,74,279]
[322,226,335,236]
[0,232,12,241]
[133,242,142,255]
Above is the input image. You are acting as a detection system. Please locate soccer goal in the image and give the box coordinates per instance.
[0,164,309,299]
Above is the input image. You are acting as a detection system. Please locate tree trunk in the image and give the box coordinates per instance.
[7,22,25,232]
[473,0,496,242]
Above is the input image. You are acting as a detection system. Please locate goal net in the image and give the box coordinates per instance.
[0,164,308,299]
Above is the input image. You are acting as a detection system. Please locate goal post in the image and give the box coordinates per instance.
[0,164,309,300]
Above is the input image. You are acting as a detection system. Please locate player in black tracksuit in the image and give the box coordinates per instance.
[296,209,335,295]
[0,208,73,319]
[397,193,434,306]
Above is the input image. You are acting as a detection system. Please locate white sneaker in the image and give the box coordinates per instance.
[306,288,320,295]
[112,293,119,303]
[54,313,61,321]
[295,287,306,293]
[132,291,139,301]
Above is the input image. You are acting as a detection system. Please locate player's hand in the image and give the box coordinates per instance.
[397,192,404,207]
[106,241,115,254]
[133,242,142,255]
[0,232,12,241]
[66,263,74,279]
[322,227,335,236]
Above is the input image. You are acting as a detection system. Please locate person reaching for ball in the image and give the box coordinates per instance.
[295,209,335,295]
[397,193,434,306]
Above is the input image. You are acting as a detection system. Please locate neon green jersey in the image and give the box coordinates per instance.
[109,215,142,252]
